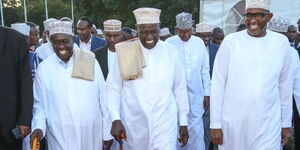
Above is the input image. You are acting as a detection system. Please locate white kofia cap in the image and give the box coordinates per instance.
[245,0,271,11]
[43,18,57,31]
[11,23,30,36]
[48,20,74,36]
[268,16,290,33]
[133,7,161,25]
[196,22,212,33]
[160,27,171,37]
[176,12,194,29]
[103,19,122,32]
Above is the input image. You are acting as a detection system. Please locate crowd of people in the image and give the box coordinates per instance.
[1,0,300,150]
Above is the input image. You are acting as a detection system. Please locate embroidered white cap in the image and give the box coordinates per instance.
[103,19,122,32]
[196,22,212,33]
[245,0,271,11]
[48,20,74,36]
[160,27,171,37]
[11,23,30,36]
[268,16,290,33]
[133,7,161,25]
[43,18,57,31]
[176,12,194,29]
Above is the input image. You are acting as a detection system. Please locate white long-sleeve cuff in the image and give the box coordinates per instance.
[281,121,292,128]
[210,123,222,129]
[204,88,210,96]
[179,113,188,126]
[110,111,121,122]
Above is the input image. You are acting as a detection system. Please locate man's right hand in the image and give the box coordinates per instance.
[30,129,43,149]
[110,120,126,146]
[211,129,223,145]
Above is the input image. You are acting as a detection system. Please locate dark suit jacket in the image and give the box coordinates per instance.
[94,46,109,80]
[0,27,33,143]
[208,42,220,78]
[75,35,106,51]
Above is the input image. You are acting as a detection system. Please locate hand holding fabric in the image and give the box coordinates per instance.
[281,128,291,146]
[211,128,223,145]
[178,126,189,147]
[17,125,31,138]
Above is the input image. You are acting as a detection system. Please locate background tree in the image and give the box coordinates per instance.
[1,0,200,34]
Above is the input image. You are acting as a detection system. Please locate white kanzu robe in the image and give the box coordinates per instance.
[106,40,189,150]
[292,47,300,114]
[166,35,210,150]
[31,54,112,150]
[210,30,293,150]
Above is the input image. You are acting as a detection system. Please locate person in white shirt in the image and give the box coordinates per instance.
[75,17,106,51]
[29,20,112,150]
[210,0,293,149]
[268,16,300,150]
[106,7,190,150]
[166,12,210,150]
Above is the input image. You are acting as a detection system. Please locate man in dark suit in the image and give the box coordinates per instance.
[0,27,33,149]
[209,27,224,77]
[94,19,123,80]
[75,17,106,51]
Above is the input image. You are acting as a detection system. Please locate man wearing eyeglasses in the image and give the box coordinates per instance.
[210,0,293,149]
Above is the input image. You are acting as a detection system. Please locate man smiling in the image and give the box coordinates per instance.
[106,7,190,150]
[29,20,112,150]
[210,0,293,149]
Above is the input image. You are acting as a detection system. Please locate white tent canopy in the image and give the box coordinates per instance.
[199,0,300,34]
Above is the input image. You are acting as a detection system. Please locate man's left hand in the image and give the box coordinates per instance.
[178,126,189,147]
[103,140,113,150]
[203,96,210,109]
[281,128,291,146]
[17,125,31,138]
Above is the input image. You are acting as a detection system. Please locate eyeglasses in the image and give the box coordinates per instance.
[243,12,269,20]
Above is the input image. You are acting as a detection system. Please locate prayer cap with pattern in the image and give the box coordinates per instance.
[160,27,171,37]
[11,23,30,36]
[48,20,74,36]
[176,12,194,29]
[268,16,290,33]
[246,0,270,11]
[43,18,57,31]
[196,22,212,33]
[133,7,161,25]
[60,17,72,22]
[103,19,122,32]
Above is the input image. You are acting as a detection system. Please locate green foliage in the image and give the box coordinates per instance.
[1,0,200,33]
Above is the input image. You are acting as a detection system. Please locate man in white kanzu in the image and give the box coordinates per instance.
[106,7,190,150]
[166,12,210,150]
[210,0,293,149]
[29,20,112,150]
